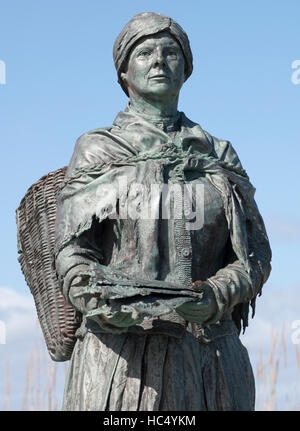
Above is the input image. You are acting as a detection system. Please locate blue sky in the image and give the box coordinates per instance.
[0,0,299,410]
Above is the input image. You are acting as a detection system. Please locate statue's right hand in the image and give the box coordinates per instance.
[69,276,143,331]
[69,275,98,315]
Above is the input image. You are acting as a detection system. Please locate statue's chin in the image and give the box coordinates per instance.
[133,87,180,105]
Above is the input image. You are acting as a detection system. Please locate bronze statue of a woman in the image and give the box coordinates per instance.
[18,12,271,411]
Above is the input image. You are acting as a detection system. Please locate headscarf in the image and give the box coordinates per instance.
[113,12,193,96]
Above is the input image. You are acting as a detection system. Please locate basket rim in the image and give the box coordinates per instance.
[16,166,67,213]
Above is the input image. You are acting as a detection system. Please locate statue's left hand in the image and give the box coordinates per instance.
[175,281,218,324]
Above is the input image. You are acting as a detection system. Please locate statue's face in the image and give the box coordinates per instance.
[121,31,186,101]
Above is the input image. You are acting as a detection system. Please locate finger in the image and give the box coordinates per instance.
[109,312,132,325]
[86,297,99,311]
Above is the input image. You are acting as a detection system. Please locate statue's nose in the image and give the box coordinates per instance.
[153,48,166,67]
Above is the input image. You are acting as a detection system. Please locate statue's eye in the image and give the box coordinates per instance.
[138,49,151,58]
[166,49,177,58]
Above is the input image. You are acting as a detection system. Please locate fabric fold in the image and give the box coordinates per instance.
[55,109,271,334]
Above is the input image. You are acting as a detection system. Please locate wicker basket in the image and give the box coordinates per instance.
[16,167,81,361]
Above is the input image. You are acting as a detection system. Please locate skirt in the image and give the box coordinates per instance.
[62,323,255,411]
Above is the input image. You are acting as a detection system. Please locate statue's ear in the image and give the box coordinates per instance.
[120,72,127,82]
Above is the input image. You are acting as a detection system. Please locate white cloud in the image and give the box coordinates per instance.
[265,216,300,242]
[0,287,37,341]
[0,287,65,411]
[242,282,300,351]
[0,287,35,311]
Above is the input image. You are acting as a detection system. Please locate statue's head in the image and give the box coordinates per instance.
[113,12,193,100]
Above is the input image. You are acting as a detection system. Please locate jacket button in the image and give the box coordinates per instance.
[188,157,198,168]
[182,248,191,258]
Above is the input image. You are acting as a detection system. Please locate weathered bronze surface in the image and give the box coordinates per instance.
[17,12,271,411]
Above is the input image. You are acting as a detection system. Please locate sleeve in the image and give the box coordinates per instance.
[206,239,271,328]
[203,136,272,330]
[55,218,104,307]
[55,131,109,306]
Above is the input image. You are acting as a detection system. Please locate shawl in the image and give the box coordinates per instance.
[55,109,272,332]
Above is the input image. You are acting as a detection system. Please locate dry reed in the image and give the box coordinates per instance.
[2,322,300,410]
[254,324,300,411]
[4,361,10,411]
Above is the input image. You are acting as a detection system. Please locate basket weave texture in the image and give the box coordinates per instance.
[16,167,80,361]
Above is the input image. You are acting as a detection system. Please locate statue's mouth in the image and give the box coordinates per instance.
[149,74,169,80]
